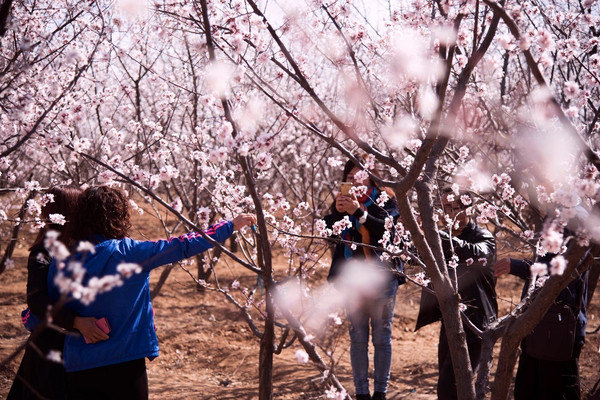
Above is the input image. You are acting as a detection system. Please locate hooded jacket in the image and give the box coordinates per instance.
[48,220,233,372]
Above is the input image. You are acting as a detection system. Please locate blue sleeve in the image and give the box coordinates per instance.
[122,221,234,271]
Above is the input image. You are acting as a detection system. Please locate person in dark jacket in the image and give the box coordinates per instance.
[323,158,403,400]
[415,188,497,400]
[8,186,109,400]
[47,186,256,400]
[495,246,588,399]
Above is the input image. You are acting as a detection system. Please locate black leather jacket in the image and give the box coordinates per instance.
[415,221,498,334]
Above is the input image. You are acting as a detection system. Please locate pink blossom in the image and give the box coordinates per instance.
[255,152,272,170]
[325,385,347,400]
[294,349,309,363]
[350,185,368,198]
[535,275,549,288]
[197,207,211,224]
[76,241,96,254]
[549,255,567,276]
[541,224,563,254]
[353,170,369,184]
[414,272,431,286]
[377,191,390,207]
[407,139,422,152]
[448,255,458,269]
[328,313,342,325]
[521,230,535,240]
[537,29,555,51]
[332,216,352,236]
[530,262,547,276]
[46,350,62,363]
[498,34,515,50]
[27,199,42,216]
[48,213,66,225]
[4,259,15,270]
[170,197,183,213]
[563,81,580,100]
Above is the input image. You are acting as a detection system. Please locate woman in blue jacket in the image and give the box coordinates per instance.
[48,185,255,399]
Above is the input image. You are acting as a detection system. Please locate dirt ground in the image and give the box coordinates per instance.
[1,227,599,399]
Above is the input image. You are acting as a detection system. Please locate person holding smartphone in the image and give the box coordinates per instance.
[47,186,256,400]
[323,157,403,400]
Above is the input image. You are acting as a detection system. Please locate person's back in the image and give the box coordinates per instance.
[47,185,255,399]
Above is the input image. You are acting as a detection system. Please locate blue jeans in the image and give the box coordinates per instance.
[347,277,398,395]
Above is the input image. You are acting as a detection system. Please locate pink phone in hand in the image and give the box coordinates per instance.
[84,317,111,344]
[96,317,111,334]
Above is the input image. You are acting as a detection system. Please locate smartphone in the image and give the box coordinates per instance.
[340,182,353,196]
[84,317,111,344]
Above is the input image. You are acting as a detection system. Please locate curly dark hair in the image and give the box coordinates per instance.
[72,186,131,240]
[30,186,82,249]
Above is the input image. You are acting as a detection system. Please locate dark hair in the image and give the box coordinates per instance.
[342,157,395,198]
[30,186,82,249]
[72,186,131,240]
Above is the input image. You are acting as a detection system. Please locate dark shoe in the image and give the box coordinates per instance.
[372,392,386,400]
[356,395,371,400]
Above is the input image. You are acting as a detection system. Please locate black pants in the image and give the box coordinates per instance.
[514,340,583,400]
[67,358,148,400]
[437,324,482,400]
[7,329,68,400]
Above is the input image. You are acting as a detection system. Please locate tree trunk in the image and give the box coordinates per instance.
[437,287,477,400]
[258,282,275,400]
[151,264,174,299]
[0,191,34,275]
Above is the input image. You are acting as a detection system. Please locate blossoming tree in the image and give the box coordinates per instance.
[1,0,599,399]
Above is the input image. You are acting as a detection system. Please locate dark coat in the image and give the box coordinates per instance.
[415,221,498,333]
[509,257,588,340]
[7,244,77,400]
[323,192,402,282]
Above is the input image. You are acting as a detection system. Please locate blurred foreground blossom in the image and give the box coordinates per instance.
[294,349,309,364]
[76,241,96,254]
[205,60,235,96]
[549,255,567,276]
[117,263,142,278]
[47,350,62,363]
[530,262,547,276]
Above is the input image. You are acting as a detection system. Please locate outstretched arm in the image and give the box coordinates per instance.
[125,213,256,271]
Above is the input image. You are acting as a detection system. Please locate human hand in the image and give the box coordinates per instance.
[335,194,345,213]
[494,257,511,277]
[74,316,109,344]
[336,195,360,215]
[232,213,257,231]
